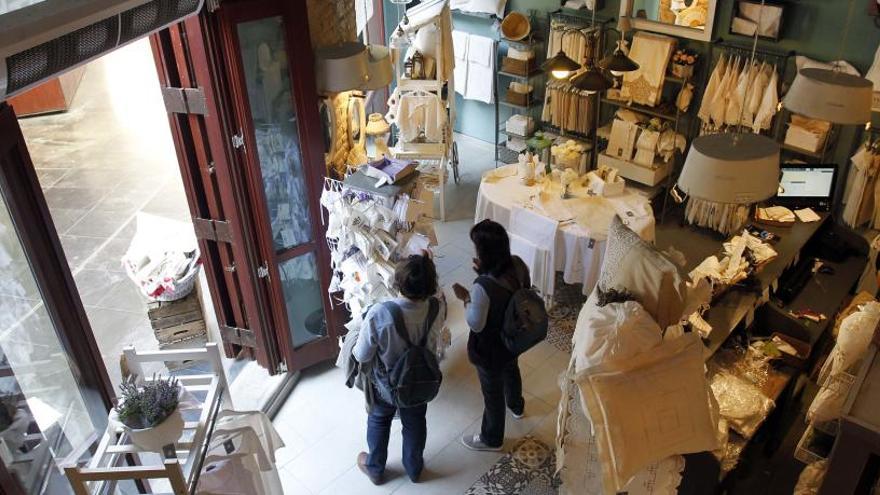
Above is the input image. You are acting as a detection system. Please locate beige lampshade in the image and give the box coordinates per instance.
[315,42,368,93]
[678,133,780,204]
[365,113,390,136]
[363,45,393,90]
[783,68,873,125]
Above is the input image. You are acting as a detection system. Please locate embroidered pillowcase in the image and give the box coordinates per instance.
[598,215,689,329]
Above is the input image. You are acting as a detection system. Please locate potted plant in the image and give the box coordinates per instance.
[112,376,184,451]
[671,49,698,79]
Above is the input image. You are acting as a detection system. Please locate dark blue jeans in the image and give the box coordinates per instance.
[365,393,428,480]
[476,359,524,448]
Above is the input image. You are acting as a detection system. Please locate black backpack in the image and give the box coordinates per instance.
[374,298,442,408]
[487,276,549,356]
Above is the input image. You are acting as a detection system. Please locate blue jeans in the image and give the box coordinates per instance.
[365,394,428,480]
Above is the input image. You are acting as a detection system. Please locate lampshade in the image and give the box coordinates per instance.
[365,113,390,136]
[599,44,639,76]
[315,42,368,93]
[783,68,873,125]
[542,50,581,79]
[363,45,393,90]
[570,64,613,93]
[678,133,781,204]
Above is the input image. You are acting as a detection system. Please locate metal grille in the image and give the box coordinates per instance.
[119,0,201,44]
[6,17,118,93]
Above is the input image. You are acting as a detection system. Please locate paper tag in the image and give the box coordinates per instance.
[224,439,235,455]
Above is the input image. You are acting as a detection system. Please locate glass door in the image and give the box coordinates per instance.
[219,1,341,372]
[0,104,109,494]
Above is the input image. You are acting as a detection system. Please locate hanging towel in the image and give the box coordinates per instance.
[698,53,726,124]
[746,62,769,122]
[621,32,676,107]
[752,68,778,132]
[452,30,469,96]
[464,34,495,104]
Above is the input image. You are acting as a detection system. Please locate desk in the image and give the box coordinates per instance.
[476,169,655,294]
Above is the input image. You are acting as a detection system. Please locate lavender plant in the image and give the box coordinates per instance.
[117,375,180,429]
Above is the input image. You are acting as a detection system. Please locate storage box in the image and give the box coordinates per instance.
[501,56,536,76]
[505,115,535,136]
[597,153,672,186]
[506,89,530,107]
[785,125,827,153]
[148,291,207,347]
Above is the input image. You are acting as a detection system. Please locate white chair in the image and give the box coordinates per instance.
[508,206,559,306]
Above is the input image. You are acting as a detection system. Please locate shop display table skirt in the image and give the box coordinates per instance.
[476,167,655,295]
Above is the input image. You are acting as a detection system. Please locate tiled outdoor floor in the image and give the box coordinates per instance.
[272,135,570,494]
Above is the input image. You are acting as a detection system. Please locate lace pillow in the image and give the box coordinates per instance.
[576,333,719,492]
[598,215,689,329]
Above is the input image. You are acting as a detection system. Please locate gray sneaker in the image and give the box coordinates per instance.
[460,434,502,452]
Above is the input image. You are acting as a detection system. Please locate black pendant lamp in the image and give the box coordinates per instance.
[598,41,640,77]
[542,50,582,80]
[570,60,613,93]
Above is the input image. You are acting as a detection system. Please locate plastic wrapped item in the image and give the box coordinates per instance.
[709,372,774,438]
[122,213,201,301]
[793,460,827,495]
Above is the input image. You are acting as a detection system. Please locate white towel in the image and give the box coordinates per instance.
[452,30,469,96]
[465,34,495,104]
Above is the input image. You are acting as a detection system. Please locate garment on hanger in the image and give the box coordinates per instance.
[868,42,880,90]
[547,22,593,69]
[385,88,446,143]
[452,30,469,96]
[542,81,595,135]
[464,34,495,103]
[697,53,726,123]
[621,32,676,107]
[708,55,739,128]
[842,145,880,228]
[752,67,778,132]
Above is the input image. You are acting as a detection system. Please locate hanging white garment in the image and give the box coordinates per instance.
[397,93,446,142]
[868,42,880,90]
[698,53,726,123]
[452,30,469,96]
[856,234,880,295]
[842,146,876,228]
[710,56,740,128]
[464,34,495,104]
[745,62,769,123]
[752,68,778,132]
[724,60,751,126]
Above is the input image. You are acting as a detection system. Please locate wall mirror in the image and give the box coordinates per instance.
[621,0,718,42]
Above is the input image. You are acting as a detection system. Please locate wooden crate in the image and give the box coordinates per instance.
[147,291,207,347]
[501,57,535,76]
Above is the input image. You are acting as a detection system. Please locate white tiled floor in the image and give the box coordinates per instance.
[272,135,569,494]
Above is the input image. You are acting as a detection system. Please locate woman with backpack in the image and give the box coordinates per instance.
[453,219,531,451]
[353,253,446,485]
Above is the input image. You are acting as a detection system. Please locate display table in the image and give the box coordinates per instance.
[476,167,655,295]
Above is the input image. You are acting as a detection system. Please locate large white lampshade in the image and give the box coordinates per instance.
[678,133,780,204]
[315,42,369,93]
[783,68,873,125]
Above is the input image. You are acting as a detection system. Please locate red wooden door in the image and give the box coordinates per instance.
[214,0,342,372]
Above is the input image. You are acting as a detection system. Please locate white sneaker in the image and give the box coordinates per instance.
[460,434,502,452]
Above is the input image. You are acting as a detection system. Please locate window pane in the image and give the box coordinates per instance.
[279,253,326,348]
[237,16,314,251]
[0,192,106,493]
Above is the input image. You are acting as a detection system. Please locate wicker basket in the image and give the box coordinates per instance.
[501,56,535,76]
[506,89,531,107]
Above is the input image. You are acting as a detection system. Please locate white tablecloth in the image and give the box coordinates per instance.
[476,170,655,295]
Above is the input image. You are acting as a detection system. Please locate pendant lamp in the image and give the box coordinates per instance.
[542,50,582,80]
[783,68,873,125]
[677,0,780,205]
[678,133,780,203]
[782,0,873,125]
[599,41,639,77]
[571,60,613,93]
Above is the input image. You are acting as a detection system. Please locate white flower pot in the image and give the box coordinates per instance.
[111,407,184,452]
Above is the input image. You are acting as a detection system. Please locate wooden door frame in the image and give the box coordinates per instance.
[150,13,284,371]
[215,0,343,372]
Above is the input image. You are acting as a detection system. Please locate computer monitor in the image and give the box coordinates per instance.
[777,165,836,210]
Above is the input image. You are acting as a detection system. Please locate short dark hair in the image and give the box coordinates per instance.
[470,219,512,277]
[394,254,438,300]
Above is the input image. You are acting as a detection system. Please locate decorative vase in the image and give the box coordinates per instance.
[111,407,185,452]
[671,63,694,80]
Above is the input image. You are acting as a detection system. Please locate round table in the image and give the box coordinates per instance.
[476,167,655,295]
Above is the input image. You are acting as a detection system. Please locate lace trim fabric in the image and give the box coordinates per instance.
[556,363,685,495]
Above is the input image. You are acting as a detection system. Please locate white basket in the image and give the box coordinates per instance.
[152,263,200,302]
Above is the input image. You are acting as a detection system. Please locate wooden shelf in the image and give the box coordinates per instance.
[498,69,544,79]
[500,99,541,110]
[501,37,544,49]
[600,98,679,122]
[780,142,825,159]
[499,128,533,140]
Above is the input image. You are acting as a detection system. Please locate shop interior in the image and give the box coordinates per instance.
[1,0,880,493]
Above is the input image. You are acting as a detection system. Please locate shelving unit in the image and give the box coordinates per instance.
[494,13,546,165]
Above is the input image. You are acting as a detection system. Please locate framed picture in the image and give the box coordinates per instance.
[730,1,785,40]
